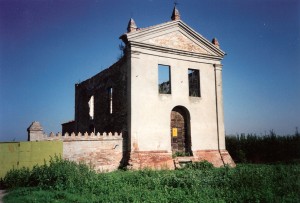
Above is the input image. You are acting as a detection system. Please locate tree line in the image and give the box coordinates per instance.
[226,129,300,163]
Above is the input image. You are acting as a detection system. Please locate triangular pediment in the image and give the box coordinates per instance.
[143,31,209,54]
[121,20,225,57]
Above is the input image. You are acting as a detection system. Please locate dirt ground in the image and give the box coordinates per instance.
[0,190,7,203]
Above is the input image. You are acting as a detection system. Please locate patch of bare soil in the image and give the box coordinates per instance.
[0,190,7,203]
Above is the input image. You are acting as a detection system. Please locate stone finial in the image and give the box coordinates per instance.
[171,6,180,20]
[127,18,137,32]
[27,121,44,141]
[212,38,220,48]
[27,121,43,131]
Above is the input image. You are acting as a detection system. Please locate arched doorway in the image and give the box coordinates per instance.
[170,106,192,156]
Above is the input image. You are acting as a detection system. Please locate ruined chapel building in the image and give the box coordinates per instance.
[61,6,235,169]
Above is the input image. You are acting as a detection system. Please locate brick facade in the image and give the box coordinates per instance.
[61,120,75,135]
[128,151,174,170]
[71,57,128,135]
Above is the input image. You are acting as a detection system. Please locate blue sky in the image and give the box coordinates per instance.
[0,0,299,141]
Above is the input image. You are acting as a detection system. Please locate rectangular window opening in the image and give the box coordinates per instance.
[88,95,94,120]
[188,69,200,97]
[158,65,171,94]
[108,87,113,114]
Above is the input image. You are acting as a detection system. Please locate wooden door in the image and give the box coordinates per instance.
[171,107,190,154]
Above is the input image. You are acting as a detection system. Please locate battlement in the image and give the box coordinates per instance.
[44,131,122,141]
[30,131,122,141]
[28,121,122,141]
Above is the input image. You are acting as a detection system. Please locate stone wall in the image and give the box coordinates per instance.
[44,132,123,171]
[193,150,236,167]
[61,120,75,135]
[63,139,122,172]
[73,56,128,134]
[28,122,123,171]
[128,151,174,170]
[128,150,235,170]
[28,122,235,170]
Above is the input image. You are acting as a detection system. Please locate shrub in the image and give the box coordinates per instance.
[172,151,191,158]
[2,156,98,191]
[2,167,31,188]
[183,160,214,170]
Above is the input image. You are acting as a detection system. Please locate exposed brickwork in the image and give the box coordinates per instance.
[28,126,123,171]
[220,150,236,167]
[128,150,235,170]
[63,140,122,172]
[61,121,75,135]
[128,151,175,170]
[193,150,235,167]
[73,56,128,134]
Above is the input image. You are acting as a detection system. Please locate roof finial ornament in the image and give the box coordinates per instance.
[212,38,220,48]
[127,18,137,33]
[171,1,180,21]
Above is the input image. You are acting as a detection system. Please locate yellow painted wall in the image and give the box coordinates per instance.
[0,141,62,178]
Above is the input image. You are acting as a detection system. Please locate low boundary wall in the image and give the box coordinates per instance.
[28,122,123,172]
[0,122,123,178]
[0,141,63,178]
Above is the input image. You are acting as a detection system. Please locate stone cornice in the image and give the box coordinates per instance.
[121,20,225,57]
[129,41,224,61]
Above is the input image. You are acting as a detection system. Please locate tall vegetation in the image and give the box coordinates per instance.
[226,129,300,163]
[1,156,97,191]
[1,130,300,202]
[1,158,299,202]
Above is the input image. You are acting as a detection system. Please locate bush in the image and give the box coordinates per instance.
[183,160,214,170]
[172,151,191,158]
[2,167,31,188]
[2,156,98,191]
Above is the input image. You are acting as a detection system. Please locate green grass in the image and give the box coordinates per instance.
[1,158,300,203]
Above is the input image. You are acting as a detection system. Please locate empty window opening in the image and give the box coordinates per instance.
[108,87,113,114]
[158,65,171,94]
[188,69,200,97]
[88,95,94,119]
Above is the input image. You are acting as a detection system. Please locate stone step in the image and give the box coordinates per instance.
[173,156,193,169]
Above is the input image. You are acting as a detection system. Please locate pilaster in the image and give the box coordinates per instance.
[214,64,225,150]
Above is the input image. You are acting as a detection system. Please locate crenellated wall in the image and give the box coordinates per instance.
[28,122,123,172]
[31,131,123,141]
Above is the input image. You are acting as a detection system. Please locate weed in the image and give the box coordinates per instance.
[2,160,299,202]
[182,160,214,170]
[172,151,191,158]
